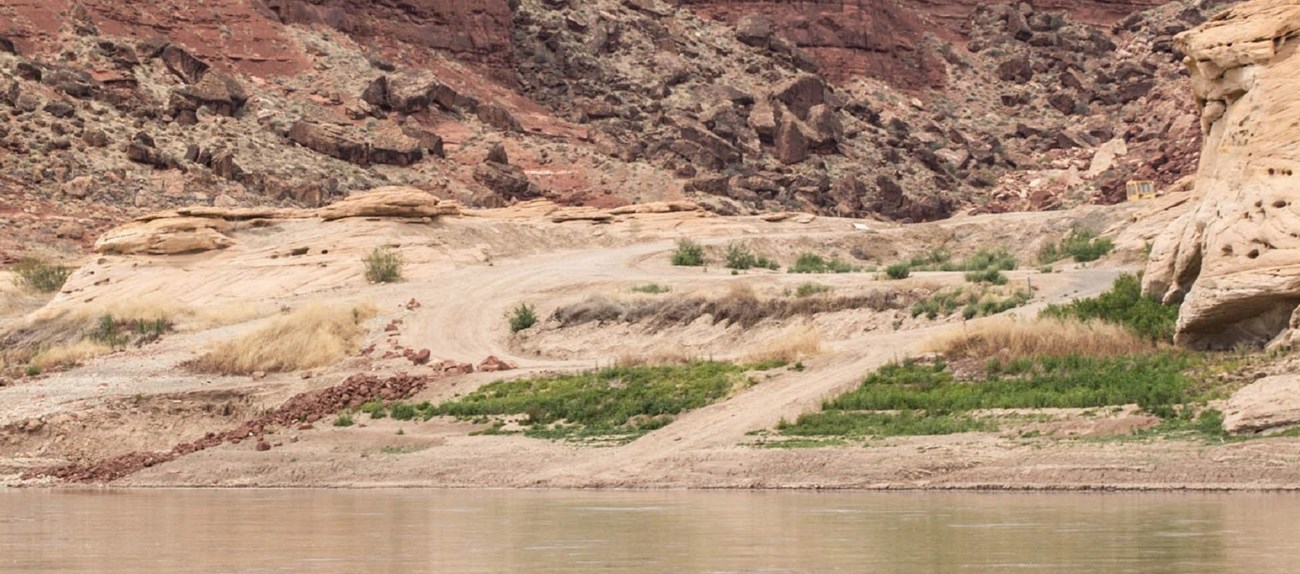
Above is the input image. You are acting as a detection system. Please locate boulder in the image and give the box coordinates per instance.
[369,129,424,166]
[287,121,369,166]
[735,14,774,47]
[474,162,538,200]
[1223,375,1300,434]
[477,355,516,372]
[402,125,445,158]
[1143,0,1300,348]
[42,67,98,98]
[772,75,826,121]
[996,56,1033,84]
[774,114,810,164]
[178,72,248,116]
[317,186,460,220]
[477,103,523,132]
[94,217,235,255]
[161,45,209,84]
[0,35,15,55]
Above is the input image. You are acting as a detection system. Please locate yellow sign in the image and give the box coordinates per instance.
[1126,180,1157,201]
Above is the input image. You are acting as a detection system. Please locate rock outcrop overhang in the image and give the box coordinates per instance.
[1144,0,1300,348]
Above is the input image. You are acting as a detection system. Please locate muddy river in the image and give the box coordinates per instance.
[3,489,1299,572]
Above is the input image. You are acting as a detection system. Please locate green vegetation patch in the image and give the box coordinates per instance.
[911,287,1030,320]
[509,303,538,333]
[12,257,73,293]
[433,362,752,441]
[790,253,861,274]
[724,243,780,271]
[671,239,706,267]
[1038,229,1114,264]
[1041,273,1178,341]
[776,353,1203,439]
[794,282,832,298]
[631,283,671,294]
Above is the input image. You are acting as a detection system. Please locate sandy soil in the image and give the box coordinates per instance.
[7,196,1300,490]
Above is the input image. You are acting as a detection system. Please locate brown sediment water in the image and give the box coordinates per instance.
[4,489,1300,573]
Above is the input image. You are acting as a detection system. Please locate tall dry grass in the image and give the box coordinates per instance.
[928,317,1155,360]
[744,324,822,364]
[1,298,184,372]
[190,302,376,375]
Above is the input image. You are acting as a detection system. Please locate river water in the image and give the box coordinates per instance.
[3,489,1298,573]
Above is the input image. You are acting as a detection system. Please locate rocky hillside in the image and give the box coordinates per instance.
[0,0,1224,261]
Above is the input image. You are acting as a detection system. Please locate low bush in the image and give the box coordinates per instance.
[724,243,779,271]
[12,257,73,293]
[671,239,706,267]
[552,289,908,330]
[362,247,403,283]
[631,284,671,294]
[1038,229,1114,264]
[912,288,1029,320]
[794,282,831,298]
[964,268,1008,285]
[509,303,538,333]
[791,253,860,274]
[1041,273,1178,341]
[884,263,911,280]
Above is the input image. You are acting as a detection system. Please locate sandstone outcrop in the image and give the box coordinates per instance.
[317,186,460,221]
[1143,0,1300,348]
[1223,374,1300,434]
[94,217,235,255]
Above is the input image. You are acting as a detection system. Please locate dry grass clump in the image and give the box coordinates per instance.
[190,303,376,375]
[615,347,699,367]
[929,317,1155,360]
[0,298,183,373]
[743,324,822,364]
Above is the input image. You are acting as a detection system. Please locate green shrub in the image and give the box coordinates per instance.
[1038,229,1114,264]
[631,284,671,294]
[333,413,355,427]
[724,243,779,271]
[884,263,911,280]
[1041,273,1178,341]
[509,303,538,333]
[363,247,403,283]
[25,364,41,377]
[790,253,860,274]
[964,268,1008,285]
[795,282,832,298]
[671,239,706,267]
[12,257,73,293]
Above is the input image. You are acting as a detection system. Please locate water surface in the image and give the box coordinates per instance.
[3,489,1298,573]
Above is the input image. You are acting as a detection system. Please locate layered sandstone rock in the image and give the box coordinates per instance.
[317,186,460,221]
[1223,374,1300,434]
[94,217,235,255]
[1143,0,1300,348]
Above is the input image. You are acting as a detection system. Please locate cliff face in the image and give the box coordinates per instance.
[1143,0,1300,348]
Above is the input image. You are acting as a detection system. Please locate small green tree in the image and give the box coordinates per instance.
[884,263,911,280]
[363,247,403,283]
[510,303,538,333]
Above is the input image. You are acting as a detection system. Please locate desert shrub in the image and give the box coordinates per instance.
[363,247,403,283]
[190,303,375,374]
[553,289,908,330]
[671,239,706,267]
[725,243,779,271]
[964,268,1008,285]
[790,253,860,274]
[509,303,538,333]
[1038,229,1114,264]
[794,282,831,298]
[12,257,73,293]
[884,263,911,280]
[333,413,355,427]
[1041,273,1178,341]
[631,284,671,294]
